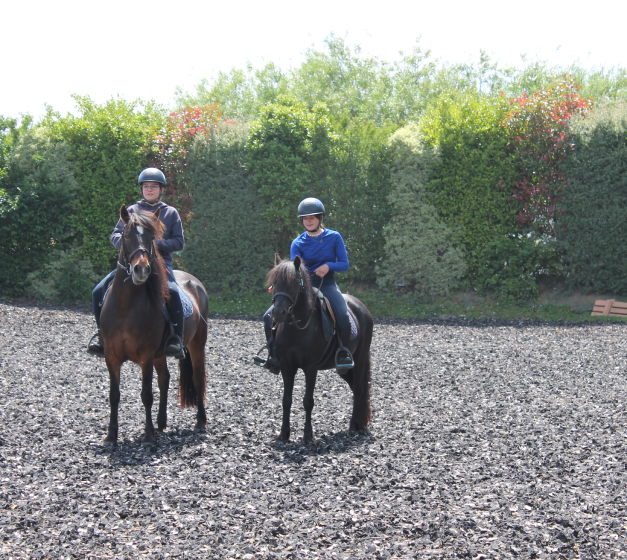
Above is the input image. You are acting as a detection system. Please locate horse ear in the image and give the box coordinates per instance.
[153,207,161,221]
[274,253,281,267]
[120,205,130,223]
[294,256,301,271]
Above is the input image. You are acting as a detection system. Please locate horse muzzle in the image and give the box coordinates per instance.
[130,260,151,285]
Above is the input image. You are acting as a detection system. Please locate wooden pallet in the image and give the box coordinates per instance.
[591,299,627,317]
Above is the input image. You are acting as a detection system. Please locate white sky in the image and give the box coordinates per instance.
[3,0,625,120]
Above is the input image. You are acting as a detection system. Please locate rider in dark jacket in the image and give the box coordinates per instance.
[87,168,186,358]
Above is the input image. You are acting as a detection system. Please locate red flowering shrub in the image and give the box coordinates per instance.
[151,105,226,223]
[501,78,591,234]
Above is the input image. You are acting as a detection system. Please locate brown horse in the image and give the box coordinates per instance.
[100,205,208,446]
[267,256,373,444]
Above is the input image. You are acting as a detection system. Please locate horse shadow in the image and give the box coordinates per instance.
[269,429,376,462]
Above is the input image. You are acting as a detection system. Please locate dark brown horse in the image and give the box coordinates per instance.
[100,205,209,446]
[267,256,373,444]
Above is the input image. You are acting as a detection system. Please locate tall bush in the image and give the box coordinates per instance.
[327,116,396,285]
[0,126,79,296]
[376,124,466,294]
[501,77,591,235]
[185,122,274,291]
[419,93,519,277]
[559,103,627,293]
[46,96,165,273]
[248,97,335,256]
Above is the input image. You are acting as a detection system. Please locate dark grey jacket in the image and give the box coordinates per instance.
[111,199,184,268]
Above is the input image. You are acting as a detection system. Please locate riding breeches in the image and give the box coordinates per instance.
[165,266,184,338]
[92,270,116,328]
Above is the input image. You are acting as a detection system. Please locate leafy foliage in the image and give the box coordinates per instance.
[0,126,80,296]
[325,116,396,285]
[377,124,466,295]
[419,93,519,279]
[501,77,592,234]
[45,96,165,273]
[26,249,100,303]
[474,234,560,302]
[184,121,274,291]
[559,103,627,293]
[152,104,224,224]
[247,97,335,256]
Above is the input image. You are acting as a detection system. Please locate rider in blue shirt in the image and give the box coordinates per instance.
[256,197,354,373]
[87,168,186,359]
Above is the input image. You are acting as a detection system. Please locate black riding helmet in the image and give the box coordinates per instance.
[138,168,166,192]
[297,197,325,218]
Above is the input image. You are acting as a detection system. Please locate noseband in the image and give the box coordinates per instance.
[118,226,156,276]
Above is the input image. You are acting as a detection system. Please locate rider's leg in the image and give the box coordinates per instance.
[321,282,354,370]
[254,306,280,373]
[164,267,185,358]
[87,271,115,356]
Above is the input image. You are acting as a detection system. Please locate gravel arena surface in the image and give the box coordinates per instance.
[1,302,626,559]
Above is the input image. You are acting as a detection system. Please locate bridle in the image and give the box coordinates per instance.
[118,224,156,276]
[272,269,315,330]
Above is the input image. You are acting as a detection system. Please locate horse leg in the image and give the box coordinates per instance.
[278,367,297,442]
[154,357,170,432]
[303,368,318,445]
[188,337,207,433]
[104,356,122,445]
[140,360,157,446]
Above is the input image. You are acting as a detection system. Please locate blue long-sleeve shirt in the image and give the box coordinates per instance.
[290,228,348,286]
[111,199,184,268]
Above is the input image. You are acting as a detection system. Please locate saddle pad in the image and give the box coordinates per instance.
[179,287,194,318]
[102,279,194,319]
[348,308,358,340]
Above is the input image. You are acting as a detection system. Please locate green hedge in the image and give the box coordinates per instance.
[46,96,164,274]
[184,121,274,291]
[376,124,466,295]
[0,126,79,296]
[559,103,627,294]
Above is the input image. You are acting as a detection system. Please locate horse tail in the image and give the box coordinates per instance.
[351,304,373,430]
[178,349,197,408]
[353,347,372,429]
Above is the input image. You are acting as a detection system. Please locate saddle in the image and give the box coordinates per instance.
[311,288,358,342]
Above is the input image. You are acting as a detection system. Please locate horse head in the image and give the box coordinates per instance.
[119,205,164,285]
[269,256,312,324]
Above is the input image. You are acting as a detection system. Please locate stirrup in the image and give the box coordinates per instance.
[335,346,354,372]
[164,335,185,359]
[253,345,280,374]
[87,331,105,357]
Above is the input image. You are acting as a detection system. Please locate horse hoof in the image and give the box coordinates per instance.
[193,425,206,434]
[102,439,116,447]
[141,440,156,447]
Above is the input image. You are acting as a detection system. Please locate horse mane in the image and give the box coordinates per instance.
[266,258,315,313]
[125,211,170,304]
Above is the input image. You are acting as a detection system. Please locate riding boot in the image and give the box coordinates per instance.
[165,288,185,359]
[335,326,354,373]
[87,329,105,357]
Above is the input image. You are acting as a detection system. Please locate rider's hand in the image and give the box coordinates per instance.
[315,264,330,278]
